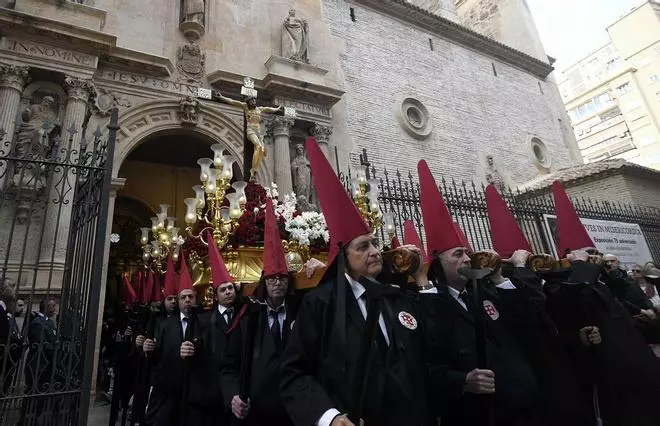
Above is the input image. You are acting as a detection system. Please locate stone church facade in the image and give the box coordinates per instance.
[0,0,581,395]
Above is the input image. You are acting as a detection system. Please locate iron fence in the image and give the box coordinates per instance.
[338,148,660,264]
[0,108,118,425]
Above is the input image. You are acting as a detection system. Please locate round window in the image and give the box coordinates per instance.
[530,137,551,169]
[396,97,433,139]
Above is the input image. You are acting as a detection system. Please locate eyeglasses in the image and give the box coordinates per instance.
[632,269,643,273]
[265,276,288,285]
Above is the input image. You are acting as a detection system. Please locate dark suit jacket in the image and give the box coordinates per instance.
[280,276,440,426]
[25,313,57,390]
[424,273,539,426]
[222,301,296,426]
[150,314,220,407]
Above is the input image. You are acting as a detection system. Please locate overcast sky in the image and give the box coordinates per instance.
[526,0,645,73]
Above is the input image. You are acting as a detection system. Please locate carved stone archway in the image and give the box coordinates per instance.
[109,98,273,184]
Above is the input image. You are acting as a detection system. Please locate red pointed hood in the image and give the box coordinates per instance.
[418,160,464,255]
[552,180,595,255]
[391,235,401,249]
[122,274,137,307]
[262,198,289,276]
[453,222,473,253]
[403,220,429,262]
[163,255,179,297]
[208,231,233,287]
[485,185,532,257]
[178,250,194,293]
[306,136,371,263]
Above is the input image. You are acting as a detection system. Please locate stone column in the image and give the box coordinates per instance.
[270,116,295,196]
[0,64,29,138]
[311,123,333,161]
[38,77,94,271]
[0,64,29,191]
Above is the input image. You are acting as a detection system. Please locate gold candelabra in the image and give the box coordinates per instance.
[350,165,384,233]
[184,144,247,249]
[139,204,185,272]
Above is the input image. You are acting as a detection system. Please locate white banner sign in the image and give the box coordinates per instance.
[542,214,653,269]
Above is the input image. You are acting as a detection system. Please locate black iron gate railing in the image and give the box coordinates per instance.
[0,108,118,425]
[339,149,660,264]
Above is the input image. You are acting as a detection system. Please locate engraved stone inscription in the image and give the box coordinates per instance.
[1,38,98,67]
[97,69,199,96]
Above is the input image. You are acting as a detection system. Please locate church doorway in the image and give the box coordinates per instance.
[97,130,242,397]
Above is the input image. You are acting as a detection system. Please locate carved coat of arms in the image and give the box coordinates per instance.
[177,42,206,81]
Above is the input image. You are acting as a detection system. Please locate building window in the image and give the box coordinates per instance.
[530,137,551,169]
[396,97,433,139]
[567,91,614,123]
[616,82,632,95]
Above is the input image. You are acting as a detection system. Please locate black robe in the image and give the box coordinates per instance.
[196,306,235,425]
[147,314,220,426]
[424,272,539,426]
[280,274,442,426]
[222,300,296,426]
[498,267,590,426]
[545,261,660,426]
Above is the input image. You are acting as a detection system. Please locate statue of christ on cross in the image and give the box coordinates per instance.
[198,78,296,180]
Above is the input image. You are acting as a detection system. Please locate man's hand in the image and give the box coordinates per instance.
[505,249,531,268]
[568,250,589,263]
[143,338,155,353]
[231,395,250,419]
[180,341,195,359]
[464,368,495,394]
[135,335,146,348]
[398,244,427,285]
[330,415,363,426]
[635,309,657,322]
[124,326,133,338]
[305,258,326,279]
[579,326,602,347]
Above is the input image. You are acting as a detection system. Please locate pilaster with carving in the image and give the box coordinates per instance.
[38,76,95,265]
[0,64,30,137]
[310,123,333,160]
[269,116,296,195]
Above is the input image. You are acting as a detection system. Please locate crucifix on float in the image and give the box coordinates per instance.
[197,77,297,180]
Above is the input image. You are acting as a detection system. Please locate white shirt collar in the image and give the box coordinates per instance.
[36,312,45,318]
[217,304,231,315]
[267,300,286,312]
[0,301,6,311]
[179,311,189,321]
[345,273,366,300]
[447,285,462,299]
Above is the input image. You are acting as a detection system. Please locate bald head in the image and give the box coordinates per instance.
[603,254,619,271]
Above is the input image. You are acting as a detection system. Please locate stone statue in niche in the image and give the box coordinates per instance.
[184,0,205,24]
[291,143,312,204]
[485,154,506,191]
[178,96,200,124]
[15,95,59,159]
[282,9,309,63]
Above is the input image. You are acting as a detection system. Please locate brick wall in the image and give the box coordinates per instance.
[324,1,580,186]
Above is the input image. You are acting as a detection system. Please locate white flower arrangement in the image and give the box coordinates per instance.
[264,183,329,247]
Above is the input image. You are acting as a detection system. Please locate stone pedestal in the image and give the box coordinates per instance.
[270,116,295,196]
[311,124,333,162]
[38,77,94,269]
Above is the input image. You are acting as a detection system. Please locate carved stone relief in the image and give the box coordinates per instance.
[92,87,132,116]
[178,96,201,125]
[177,41,205,82]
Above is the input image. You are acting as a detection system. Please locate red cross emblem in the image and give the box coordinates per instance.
[482,300,499,320]
[398,311,418,330]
